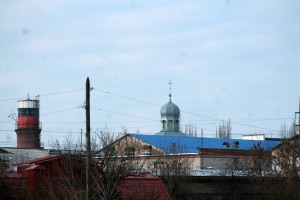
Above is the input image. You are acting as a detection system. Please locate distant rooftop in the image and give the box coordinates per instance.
[129,134,281,154]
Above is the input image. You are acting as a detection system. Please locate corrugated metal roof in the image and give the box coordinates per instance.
[13,154,64,166]
[129,134,281,153]
[0,171,26,178]
[2,147,50,167]
[24,164,46,171]
[117,172,171,200]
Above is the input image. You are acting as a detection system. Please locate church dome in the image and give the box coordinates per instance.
[160,98,180,117]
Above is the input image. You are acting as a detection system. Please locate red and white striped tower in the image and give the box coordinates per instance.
[15,98,42,149]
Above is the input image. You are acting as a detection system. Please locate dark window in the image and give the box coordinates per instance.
[18,108,39,116]
[222,142,230,148]
[125,147,135,156]
[143,145,152,155]
[162,120,166,129]
[105,147,115,156]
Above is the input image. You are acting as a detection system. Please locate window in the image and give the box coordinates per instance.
[18,108,39,116]
[233,141,239,148]
[175,120,179,130]
[168,120,173,130]
[143,145,152,155]
[105,147,115,156]
[162,120,166,129]
[222,142,230,148]
[125,147,135,156]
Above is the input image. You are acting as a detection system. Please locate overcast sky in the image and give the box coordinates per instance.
[1,0,299,148]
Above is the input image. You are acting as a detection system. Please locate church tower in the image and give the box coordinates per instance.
[155,81,187,136]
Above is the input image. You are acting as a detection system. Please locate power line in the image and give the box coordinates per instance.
[41,107,82,116]
[93,87,286,133]
[184,117,294,123]
[39,89,84,97]
[0,89,84,102]
[0,87,290,135]
[230,121,280,133]
[91,107,160,122]
[41,120,156,124]
[94,88,161,108]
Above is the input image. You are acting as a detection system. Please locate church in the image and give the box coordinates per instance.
[155,86,186,137]
[100,83,281,170]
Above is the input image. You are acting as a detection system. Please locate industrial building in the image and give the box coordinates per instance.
[0,97,48,170]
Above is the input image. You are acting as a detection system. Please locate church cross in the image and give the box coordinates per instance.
[168,80,172,95]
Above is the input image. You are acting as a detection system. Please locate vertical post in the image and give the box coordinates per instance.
[86,78,91,200]
[201,129,203,169]
[296,98,300,136]
[298,98,300,135]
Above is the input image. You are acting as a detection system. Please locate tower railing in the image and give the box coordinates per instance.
[15,122,42,129]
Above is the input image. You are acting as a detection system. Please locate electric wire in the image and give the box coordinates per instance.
[90,107,160,122]
[41,107,82,116]
[94,89,161,108]
[93,87,290,133]
[0,87,294,141]
[0,89,84,102]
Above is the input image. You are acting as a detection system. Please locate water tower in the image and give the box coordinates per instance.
[15,98,42,149]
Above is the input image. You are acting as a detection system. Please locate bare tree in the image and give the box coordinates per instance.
[151,142,192,200]
[45,128,148,200]
[241,135,300,200]
[280,121,297,138]
[93,128,147,200]
[184,124,197,137]
[270,136,300,200]
[216,119,232,139]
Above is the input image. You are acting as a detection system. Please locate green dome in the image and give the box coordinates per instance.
[160,100,180,117]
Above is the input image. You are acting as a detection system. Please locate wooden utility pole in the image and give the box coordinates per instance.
[86,77,91,200]
[201,129,203,169]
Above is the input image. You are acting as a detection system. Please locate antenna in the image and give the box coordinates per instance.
[8,113,18,125]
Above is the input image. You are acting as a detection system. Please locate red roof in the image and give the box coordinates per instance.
[25,164,46,171]
[13,154,65,166]
[117,172,171,200]
[0,171,26,178]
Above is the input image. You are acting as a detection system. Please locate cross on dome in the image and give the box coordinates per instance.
[168,80,172,101]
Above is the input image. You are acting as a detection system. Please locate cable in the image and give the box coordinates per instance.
[230,122,280,133]
[38,89,84,97]
[0,87,290,136]
[41,107,82,116]
[94,89,161,108]
[90,107,159,122]
[184,118,294,123]
[93,87,286,133]
[42,120,157,124]
[0,96,28,102]
[0,89,84,102]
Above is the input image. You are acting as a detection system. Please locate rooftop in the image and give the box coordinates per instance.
[129,134,281,153]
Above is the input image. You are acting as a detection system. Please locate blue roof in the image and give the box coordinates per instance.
[129,134,281,154]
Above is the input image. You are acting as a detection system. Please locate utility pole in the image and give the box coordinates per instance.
[201,129,204,169]
[81,129,82,150]
[296,99,300,136]
[86,77,91,200]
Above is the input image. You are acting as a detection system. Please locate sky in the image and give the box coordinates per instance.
[0,0,299,148]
